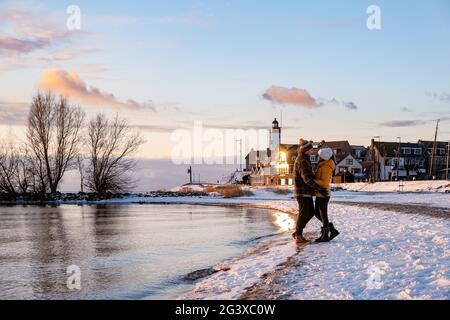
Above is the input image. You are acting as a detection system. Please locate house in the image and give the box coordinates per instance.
[247,119,296,186]
[367,139,450,181]
[311,141,363,182]
[245,149,270,171]
[351,145,368,162]
[369,140,428,181]
[418,140,449,179]
[246,119,365,185]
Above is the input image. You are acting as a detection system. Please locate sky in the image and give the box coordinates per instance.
[1,0,450,188]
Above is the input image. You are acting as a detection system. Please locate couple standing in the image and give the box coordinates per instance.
[292,139,340,243]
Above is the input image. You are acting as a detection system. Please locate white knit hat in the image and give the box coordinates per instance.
[318,147,333,160]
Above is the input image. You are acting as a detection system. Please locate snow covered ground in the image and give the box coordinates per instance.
[335,180,450,193]
[90,184,450,300]
[332,190,450,209]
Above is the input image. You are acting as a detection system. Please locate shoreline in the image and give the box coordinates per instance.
[1,192,449,299]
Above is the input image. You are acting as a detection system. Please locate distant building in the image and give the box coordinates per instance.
[418,140,449,179]
[244,120,449,185]
[310,141,363,182]
[366,139,450,181]
[245,119,364,185]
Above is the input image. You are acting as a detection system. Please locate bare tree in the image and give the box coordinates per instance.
[0,143,21,196]
[85,114,144,195]
[0,143,33,196]
[27,91,85,194]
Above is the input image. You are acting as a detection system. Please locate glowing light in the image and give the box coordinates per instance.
[273,212,295,232]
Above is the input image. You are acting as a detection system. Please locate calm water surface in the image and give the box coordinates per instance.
[0,204,281,299]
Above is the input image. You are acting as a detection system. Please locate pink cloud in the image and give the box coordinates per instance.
[37,69,151,111]
[262,86,319,108]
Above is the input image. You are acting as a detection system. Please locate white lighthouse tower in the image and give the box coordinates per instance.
[270,118,281,164]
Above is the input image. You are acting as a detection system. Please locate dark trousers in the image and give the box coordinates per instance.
[314,197,330,228]
[295,196,315,234]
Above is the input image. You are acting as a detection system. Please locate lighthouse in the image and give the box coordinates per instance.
[270,118,281,164]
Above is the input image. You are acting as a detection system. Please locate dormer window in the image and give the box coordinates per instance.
[402,148,411,155]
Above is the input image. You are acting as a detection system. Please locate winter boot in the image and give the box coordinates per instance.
[315,227,325,242]
[329,223,340,240]
[315,227,330,242]
[292,231,309,244]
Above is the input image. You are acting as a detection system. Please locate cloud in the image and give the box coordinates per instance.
[0,35,50,55]
[262,86,358,111]
[0,99,29,125]
[0,6,89,58]
[37,69,153,111]
[262,86,319,109]
[401,107,413,112]
[426,91,450,103]
[344,101,358,110]
[380,120,427,127]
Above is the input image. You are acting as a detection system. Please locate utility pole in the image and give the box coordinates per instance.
[396,137,401,181]
[235,139,243,172]
[372,136,380,183]
[446,141,449,180]
[429,119,440,179]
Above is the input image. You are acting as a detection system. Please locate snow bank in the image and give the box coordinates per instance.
[335,180,450,193]
[182,200,450,300]
[89,189,450,300]
[332,190,450,209]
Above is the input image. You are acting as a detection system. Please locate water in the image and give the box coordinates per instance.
[0,204,282,300]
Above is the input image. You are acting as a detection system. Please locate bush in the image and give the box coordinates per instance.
[210,185,253,198]
[267,187,291,195]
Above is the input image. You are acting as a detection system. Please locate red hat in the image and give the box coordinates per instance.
[299,138,313,152]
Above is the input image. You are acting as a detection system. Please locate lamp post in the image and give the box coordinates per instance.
[187,165,192,184]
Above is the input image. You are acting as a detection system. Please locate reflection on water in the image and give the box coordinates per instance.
[0,204,280,300]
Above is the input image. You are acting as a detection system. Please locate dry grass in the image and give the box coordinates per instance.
[203,186,216,193]
[206,185,253,198]
[266,187,292,195]
[178,187,195,194]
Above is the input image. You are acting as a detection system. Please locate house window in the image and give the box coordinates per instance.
[288,178,293,185]
[402,148,411,155]
[280,179,286,186]
[439,148,446,155]
[413,148,422,155]
[346,158,353,165]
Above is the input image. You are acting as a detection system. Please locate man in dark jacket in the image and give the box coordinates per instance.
[292,138,327,243]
